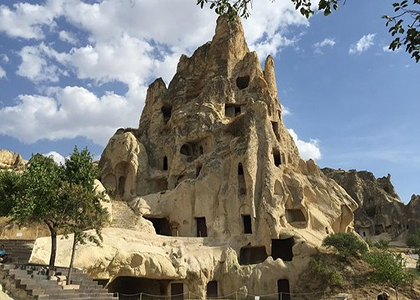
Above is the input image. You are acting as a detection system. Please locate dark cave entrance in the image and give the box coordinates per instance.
[236,75,250,90]
[108,276,169,300]
[144,217,172,236]
[238,163,246,195]
[206,281,218,298]
[273,148,281,167]
[239,246,267,265]
[118,176,126,197]
[271,238,294,261]
[277,279,291,300]
[196,217,208,237]
[242,215,252,234]
[170,282,184,300]
[161,104,172,123]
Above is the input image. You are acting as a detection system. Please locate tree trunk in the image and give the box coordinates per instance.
[46,222,57,277]
[67,233,78,285]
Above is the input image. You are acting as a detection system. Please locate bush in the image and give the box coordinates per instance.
[406,229,420,254]
[309,253,343,287]
[373,239,390,250]
[323,232,368,258]
[364,250,414,288]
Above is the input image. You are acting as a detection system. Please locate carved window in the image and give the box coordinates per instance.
[163,156,168,171]
[243,215,252,234]
[161,104,172,123]
[236,75,250,90]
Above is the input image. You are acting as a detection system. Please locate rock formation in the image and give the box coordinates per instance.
[406,194,420,234]
[0,149,26,171]
[32,17,358,298]
[322,168,407,239]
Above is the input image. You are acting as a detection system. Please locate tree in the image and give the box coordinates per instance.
[60,147,108,284]
[365,250,415,299]
[0,170,22,216]
[406,229,420,253]
[197,0,420,62]
[13,154,65,273]
[322,232,368,259]
[0,148,108,278]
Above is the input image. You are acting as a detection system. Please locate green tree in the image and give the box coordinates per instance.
[0,170,22,216]
[322,232,368,259]
[197,0,420,62]
[60,147,108,284]
[13,154,64,273]
[406,229,420,253]
[0,148,108,278]
[365,250,414,298]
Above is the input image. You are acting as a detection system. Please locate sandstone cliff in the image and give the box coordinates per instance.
[407,194,420,234]
[322,168,407,239]
[32,17,358,298]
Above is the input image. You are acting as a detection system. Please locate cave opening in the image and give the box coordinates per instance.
[239,246,267,265]
[277,279,291,300]
[271,238,294,261]
[236,75,250,90]
[144,217,172,236]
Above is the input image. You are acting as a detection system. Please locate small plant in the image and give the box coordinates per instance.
[309,253,343,287]
[373,239,390,250]
[323,232,368,259]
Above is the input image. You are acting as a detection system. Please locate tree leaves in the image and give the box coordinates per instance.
[197,0,420,63]
[384,1,420,62]
[0,147,109,270]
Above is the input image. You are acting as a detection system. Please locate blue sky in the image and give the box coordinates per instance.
[0,0,419,202]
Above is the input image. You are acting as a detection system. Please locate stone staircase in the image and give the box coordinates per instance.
[0,239,117,300]
[1,264,117,300]
[0,239,35,264]
[111,200,138,229]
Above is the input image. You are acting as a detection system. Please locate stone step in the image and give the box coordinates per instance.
[2,260,117,299]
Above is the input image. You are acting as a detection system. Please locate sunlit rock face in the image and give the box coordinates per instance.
[406,194,420,234]
[33,16,358,298]
[322,168,407,239]
[0,149,26,171]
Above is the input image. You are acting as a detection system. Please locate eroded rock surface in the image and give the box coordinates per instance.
[0,149,26,171]
[322,168,407,238]
[32,17,358,298]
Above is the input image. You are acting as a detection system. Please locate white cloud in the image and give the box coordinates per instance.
[44,151,66,165]
[288,129,321,160]
[314,38,336,54]
[58,30,77,44]
[0,86,142,145]
[0,1,62,39]
[17,43,69,82]
[349,33,376,54]
[281,105,291,116]
[0,66,5,78]
[1,0,310,145]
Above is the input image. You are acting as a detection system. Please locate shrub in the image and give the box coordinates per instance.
[406,229,420,254]
[364,250,414,288]
[373,239,390,250]
[323,232,368,258]
[309,253,343,287]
